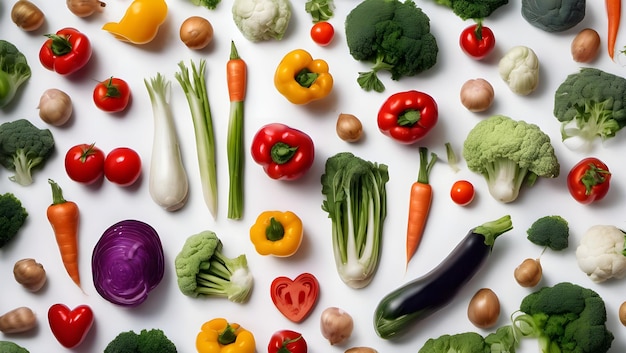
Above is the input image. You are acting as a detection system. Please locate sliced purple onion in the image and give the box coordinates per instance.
[92,219,164,307]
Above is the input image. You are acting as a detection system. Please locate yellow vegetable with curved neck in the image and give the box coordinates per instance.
[196,318,255,353]
[102,0,167,44]
[274,49,333,104]
[250,210,303,257]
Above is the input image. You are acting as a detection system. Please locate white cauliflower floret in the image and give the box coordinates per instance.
[232,0,292,42]
[498,45,539,96]
[576,224,626,283]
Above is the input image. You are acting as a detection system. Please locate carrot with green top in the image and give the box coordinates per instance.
[227,41,247,220]
[406,147,437,266]
[46,179,81,288]
[606,0,621,60]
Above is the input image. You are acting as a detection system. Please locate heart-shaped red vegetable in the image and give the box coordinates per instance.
[270,272,319,323]
[48,303,94,348]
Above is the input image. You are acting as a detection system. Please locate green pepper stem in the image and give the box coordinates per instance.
[266,217,285,241]
[271,142,298,164]
[295,68,319,88]
[218,324,238,345]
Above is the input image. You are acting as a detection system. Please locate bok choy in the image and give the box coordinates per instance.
[321,152,389,289]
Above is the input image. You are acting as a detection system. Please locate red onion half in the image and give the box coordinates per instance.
[92,219,164,307]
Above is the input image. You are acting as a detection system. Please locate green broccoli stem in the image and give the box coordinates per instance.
[357,54,394,93]
[11,150,41,186]
[561,100,619,144]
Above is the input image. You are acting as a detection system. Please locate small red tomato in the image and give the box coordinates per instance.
[104,147,142,186]
[567,157,611,204]
[450,180,475,206]
[459,24,496,60]
[310,21,334,46]
[64,143,105,184]
[93,77,131,113]
[268,330,308,353]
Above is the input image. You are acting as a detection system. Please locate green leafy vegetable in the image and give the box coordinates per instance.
[526,215,569,251]
[462,115,559,203]
[432,0,509,21]
[321,152,389,289]
[174,230,253,303]
[305,0,334,22]
[554,67,626,152]
[175,60,218,218]
[0,341,29,353]
[104,328,177,353]
[0,40,31,108]
[0,193,28,248]
[345,0,438,92]
[0,119,55,186]
[189,0,220,9]
[418,332,489,353]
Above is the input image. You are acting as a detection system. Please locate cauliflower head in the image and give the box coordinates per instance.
[232,0,292,42]
[576,225,626,283]
[498,46,539,95]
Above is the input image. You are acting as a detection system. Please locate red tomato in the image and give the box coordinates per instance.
[64,143,106,184]
[459,24,496,60]
[48,304,94,348]
[104,147,142,186]
[270,273,319,323]
[310,21,334,46]
[567,157,611,204]
[450,180,475,206]
[268,330,308,353]
[93,77,131,113]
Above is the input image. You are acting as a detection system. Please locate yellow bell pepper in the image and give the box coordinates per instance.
[250,211,303,257]
[102,0,167,44]
[274,49,333,105]
[196,318,255,353]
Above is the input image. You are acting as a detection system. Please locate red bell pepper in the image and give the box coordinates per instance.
[251,123,315,181]
[567,157,611,204]
[39,27,92,76]
[377,90,438,144]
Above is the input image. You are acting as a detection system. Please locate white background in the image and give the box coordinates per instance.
[1,0,626,352]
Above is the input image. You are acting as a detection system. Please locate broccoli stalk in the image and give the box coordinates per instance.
[0,40,31,108]
[104,329,177,353]
[0,193,28,248]
[0,119,55,186]
[174,231,253,303]
[462,115,560,203]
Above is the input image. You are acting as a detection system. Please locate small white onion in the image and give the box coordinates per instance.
[38,88,73,126]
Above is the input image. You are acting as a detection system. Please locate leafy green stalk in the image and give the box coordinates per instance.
[321,152,389,289]
[227,42,246,220]
[305,0,335,22]
[175,60,218,218]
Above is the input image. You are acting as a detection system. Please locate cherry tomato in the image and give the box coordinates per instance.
[268,330,308,353]
[270,273,319,323]
[567,157,611,204]
[64,143,105,184]
[104,147,142,186]
[450,180,475,206]
[459,24,496,60]
[93,76,131,113]
[310,21,334,46]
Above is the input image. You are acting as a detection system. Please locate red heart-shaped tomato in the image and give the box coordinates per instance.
[48,304,94,348]
[270,272,319,323]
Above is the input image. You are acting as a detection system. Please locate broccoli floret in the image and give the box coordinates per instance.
[526,215,569,251]
[190,0,220,9]
[462,115,560,203]
[0,192,28,248]
[0,40,31,108]
[515,282,614,353]
[433,0,509,21]
[0,119,55,186]
[104,329,177,353]
[554,68,626,152]
[0,341,29,353]
[418,332,489,353]
[174,230,253,303]
[345,0,438,92]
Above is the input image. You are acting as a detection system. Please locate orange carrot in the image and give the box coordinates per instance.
[606,0,621,60]
[226,41,247,220]
[406,147,437,266]
[46,179,81,288]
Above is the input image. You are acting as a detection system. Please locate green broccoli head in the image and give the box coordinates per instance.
[554,68,626,151]
[0,341,29,353]
[345,0,438,92]
[0,119,55,186]
[516,282,614,353]
[104,329,177,353]
[174,231,253,303]
[418,332,489,353]
[462,115,560,203]
[0,40,31,108]
[526,215,569,251]
[0,192,28,248]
